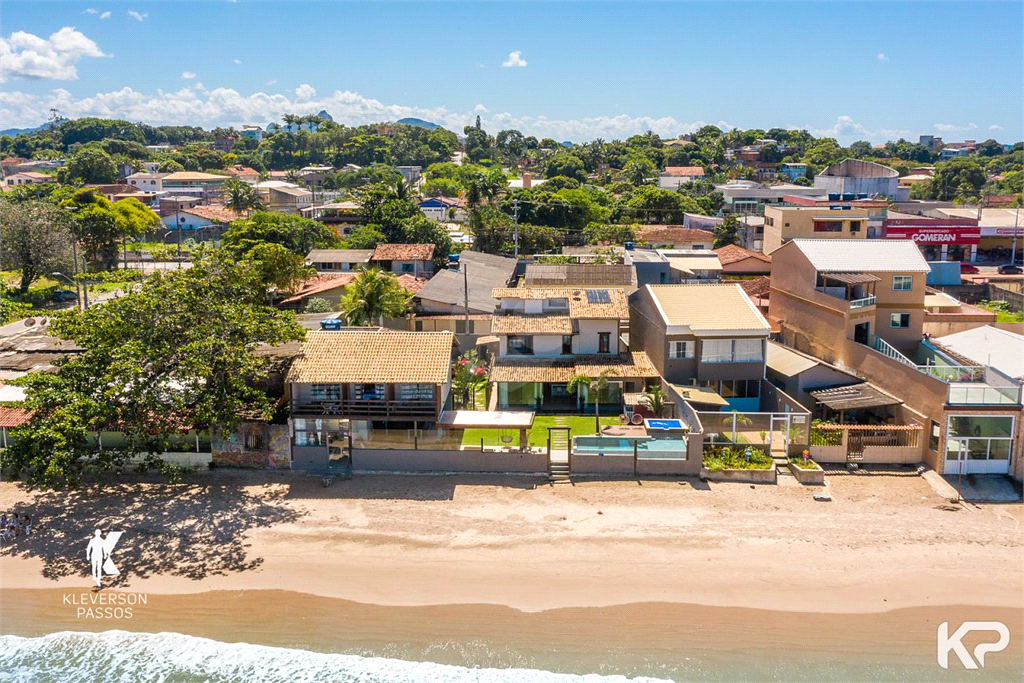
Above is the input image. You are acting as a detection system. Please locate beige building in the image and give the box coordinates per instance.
[762,206,869,254]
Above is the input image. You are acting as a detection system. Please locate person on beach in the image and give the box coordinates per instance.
[22,515,31,537]
[87,529,107,587]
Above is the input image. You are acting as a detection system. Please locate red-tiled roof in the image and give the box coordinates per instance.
[714,244,771,265]
[662,166,705,177]
[0,407,33,428]
[635,226,713,244]
[740,276,771,297]
[224,165,260,177]
[180,205,244,224]
[371,243,435,262]
[397,274,428,293]
[280,273,356,304]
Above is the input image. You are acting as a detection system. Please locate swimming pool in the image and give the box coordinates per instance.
[573,436,688,459]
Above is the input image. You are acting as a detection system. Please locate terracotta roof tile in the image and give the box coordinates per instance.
[491,313,573,335]
[287,330,453,384]
[280,273,356,304]
[740,276,772,297]
[490,351,657,383]
[0,406,32,427]
[372,243,435,262]
[662,166,706,177]
[635,226,714,245]
[396,274,428,294]
[180,205,244,224]
[491,287,629,319]
[714,244,771,265]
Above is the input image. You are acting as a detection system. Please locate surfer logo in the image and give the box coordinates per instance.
[86,529,123,588]
[937,621,1010,669]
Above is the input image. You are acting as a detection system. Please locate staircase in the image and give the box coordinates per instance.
[773,454,793,478]
[548,421,571,483]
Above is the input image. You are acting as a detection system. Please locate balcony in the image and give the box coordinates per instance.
[291,399,438,419]
[849,295,877,310]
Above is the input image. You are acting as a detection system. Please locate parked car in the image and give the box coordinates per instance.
[959,263,979,274]
[52,289,78,303]
[997,264,1023,275]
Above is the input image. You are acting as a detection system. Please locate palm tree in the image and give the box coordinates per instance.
[642,384,666,418]
[340,268,412,326]
[223,178,263,215]
[568,369,617,434]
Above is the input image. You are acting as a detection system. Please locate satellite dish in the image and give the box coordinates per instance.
[23,318,36,327]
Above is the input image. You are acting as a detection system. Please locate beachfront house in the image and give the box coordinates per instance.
[490,287,658,414]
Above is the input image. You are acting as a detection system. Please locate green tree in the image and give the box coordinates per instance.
[222,211,339,257]
[303,297,335,314]
[622,157,655,186]
[451,350,488,408]
[223,178,263,214]
[642,384,666,418]
[713,214,742,248]
[345,224,387,249]
[975,139,1004,157]
[60,147,118,184]
[1,251,304,489]
[0,199,74,293]
[545,154,587,183]
[62,191,160,270]
[340,268,412,325]
[567,369,617,434]
[242,242,313,301]
[927,158,987,201]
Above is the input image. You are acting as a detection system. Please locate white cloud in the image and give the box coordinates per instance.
[265,79,277,86]
[876,53,888,62]
[989,124,1003,131]
[84,8,98,14]
[0,27,108,83]
[100,11,111,20]
[934,122,978,133]
[127,10,147,22]
[294,83,316,102]
[180,71,196,80]
[233,58,241,64]
[473,103,488,113]
[502,51,527,68]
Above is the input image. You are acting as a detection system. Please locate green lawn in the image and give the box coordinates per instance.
[461,415,619,449]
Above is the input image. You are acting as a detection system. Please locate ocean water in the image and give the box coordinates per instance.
[0,631,673,683]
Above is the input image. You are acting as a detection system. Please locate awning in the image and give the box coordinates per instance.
[437,410,535,429]
[809,383,902,410]
[667,383,730,407]
[820,272,881,285]
[475,335,500,345]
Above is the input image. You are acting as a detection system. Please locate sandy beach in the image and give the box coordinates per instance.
[2,468,1022,679]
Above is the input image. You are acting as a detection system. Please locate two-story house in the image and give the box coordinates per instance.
[287,330,454,471]
[490,288,657,413]
[306,249,374,272]
[370,243,436,277]
[629,283,771,412]
[161,171,228,201]
[769,239,930,354]
[769,239,1023,479]
[762,205,870,254]
[126,172,170,193]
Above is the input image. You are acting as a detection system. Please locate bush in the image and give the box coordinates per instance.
[702,445,772,471]
[809,421,843,446]
[788,456,821,470]
[303,297,334,314]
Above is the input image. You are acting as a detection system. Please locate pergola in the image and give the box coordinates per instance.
[817,272,880,301]
[437,410,535,451]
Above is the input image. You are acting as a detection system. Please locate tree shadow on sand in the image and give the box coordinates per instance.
[0,475,304,588]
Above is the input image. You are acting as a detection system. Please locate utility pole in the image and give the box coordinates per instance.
[512,197,520,259]
[463,261,470,333]
[175,206,182,269]
[1012,204,1021,266]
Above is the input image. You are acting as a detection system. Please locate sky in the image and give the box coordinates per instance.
[1,1,1021,144]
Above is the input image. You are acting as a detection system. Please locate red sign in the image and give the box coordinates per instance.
[883,225,981,245]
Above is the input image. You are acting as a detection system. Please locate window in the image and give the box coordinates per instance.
[507,335,533,355]
[733,339,763,362]
[320,262,334,271]
[813,220,843,232]
[929,420,941,451]
[668,340,694,359]
[310,384,342,401]
[890,313,910,328]
[244,432,266,450]
[414,320,423,331]
[401,263,414,273]
[849,221,861,233]
[892,275,913,291]
[598,332,611,354]
[701,339,733,363]
[455,319,474,334]
[562,335,573,355]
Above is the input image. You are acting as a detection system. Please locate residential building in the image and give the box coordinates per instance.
[300,201,366,234]
[930,327,1024,382]
[716,180,825,215]
[161,205,241,236]
[762,205,870,254]
[287,330,455,470]
[624,248,672,287]
[508,172,546,189]
[490,287,658,413]
[396,166,422,184]
[223,164,261,182]
[306,249,374,273]
[418,196,467,223]
[3,171,53,187]
[629,283,771,411]
[769,239,1022,478]
[658,166,705,190]
[161,171,228,201]
[658,250,723,283]
[925,208,1023,259]
[714,244,772,276]
[522,263,637,291]
[126,172,170,193]
[370,243,436,277]
[779,163,809,182]
[239,125,264,141]
[158,195,201,217]
[634,226,714,250]
[85,184,147,202]
[781,194,889,237]
[813,159,909,201]
[278,273,356,310]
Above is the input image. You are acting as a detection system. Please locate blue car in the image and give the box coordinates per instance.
[52,289,78,303]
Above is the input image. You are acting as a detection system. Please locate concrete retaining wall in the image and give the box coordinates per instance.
[571,453,634,475]
[700,466,777,484]
[637,458,698,476]
[353,448,548,473]
[788,462,825,485]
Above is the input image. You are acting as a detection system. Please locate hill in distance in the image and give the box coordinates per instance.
[396,117,441,130]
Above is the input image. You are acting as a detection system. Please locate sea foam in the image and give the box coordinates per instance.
[0,631,675,683]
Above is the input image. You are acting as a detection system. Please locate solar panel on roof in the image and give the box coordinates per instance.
[586,289,611,303]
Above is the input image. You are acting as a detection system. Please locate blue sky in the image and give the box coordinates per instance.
[1,1,1021,143]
